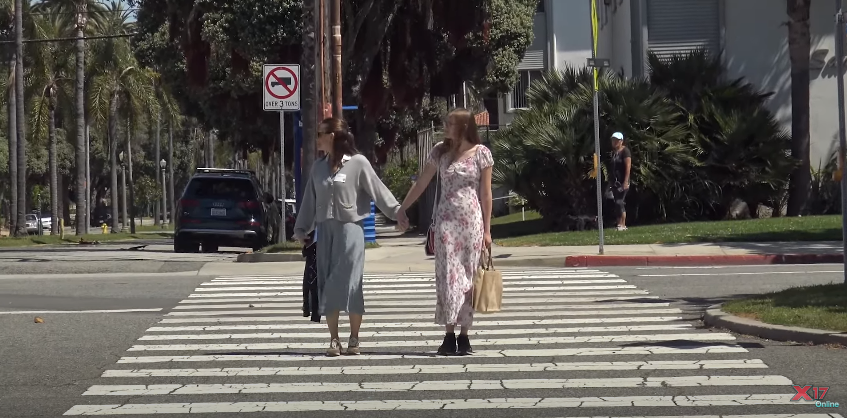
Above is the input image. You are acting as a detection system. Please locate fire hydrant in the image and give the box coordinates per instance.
[101,223,108,234]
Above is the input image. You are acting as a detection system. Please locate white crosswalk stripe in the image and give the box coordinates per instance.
[62,267,827,417]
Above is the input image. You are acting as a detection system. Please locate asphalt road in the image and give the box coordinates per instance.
[0,265,844,417]
[0,243,241,275]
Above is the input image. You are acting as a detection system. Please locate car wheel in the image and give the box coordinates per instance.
[201,242,219,253]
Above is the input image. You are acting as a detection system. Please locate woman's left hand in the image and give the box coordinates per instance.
[483,232,492,249]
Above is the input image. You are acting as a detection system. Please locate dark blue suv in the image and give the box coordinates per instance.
[174,168,281,253]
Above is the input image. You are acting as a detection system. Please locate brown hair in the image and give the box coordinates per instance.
[319,117,358,169]
[440,108,481,155]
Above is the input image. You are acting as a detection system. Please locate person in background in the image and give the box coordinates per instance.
[396,108,494,356]
[610,131,631,231]
[294,117,405,357]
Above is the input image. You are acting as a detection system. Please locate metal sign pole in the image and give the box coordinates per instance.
[834,0,847,284]
[280,111,287,242]
[590,0,605,255]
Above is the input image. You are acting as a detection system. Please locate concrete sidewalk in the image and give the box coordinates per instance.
[225,227,845,272]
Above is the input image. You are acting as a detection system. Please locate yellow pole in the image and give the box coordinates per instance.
[591,0,599,91]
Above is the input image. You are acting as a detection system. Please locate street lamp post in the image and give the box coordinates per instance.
[119,151,127,233]
[160,159,168,226]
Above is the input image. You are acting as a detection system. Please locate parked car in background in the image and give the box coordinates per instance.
[173,168,281,253]
[40,213,53,232]
[24,214,40,234]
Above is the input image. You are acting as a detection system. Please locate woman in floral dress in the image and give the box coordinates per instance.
[397,108,494,356]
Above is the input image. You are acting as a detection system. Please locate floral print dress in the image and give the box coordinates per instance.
[427,143,494,327]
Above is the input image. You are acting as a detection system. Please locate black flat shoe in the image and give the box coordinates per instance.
[457,334,473,355]
[437,333,457,356]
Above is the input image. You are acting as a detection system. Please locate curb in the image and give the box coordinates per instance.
[703,303,847,346]
[564,253,843,267]
[236,252,303,263]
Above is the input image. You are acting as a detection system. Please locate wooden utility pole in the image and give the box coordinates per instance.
[331,0,342,117]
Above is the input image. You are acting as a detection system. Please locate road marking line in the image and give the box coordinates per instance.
[211,270,606,279]
[138,324,692,340]
[171,302,679,313]
[114,345,750,363]
[165,308,681,319]
[185,290,650,298]
[126,333,735,351]
[82,374,792,396]
[175,295,662,304]
[202,278,627,287]
[0,308,163,314]
[191,285,638,293]
[153,315,686,328]
[100,359,769,377]
[175,298,671,308]
[157,315,684,325]
[62,394,812,414]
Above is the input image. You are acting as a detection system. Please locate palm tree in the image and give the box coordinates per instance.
[89,2,155,232]
[12,0,25,237]
[30,11,73,234]
[34,0,106,234]
[150,70,180,226]
[0,0,16,234]
[785,0,812,216]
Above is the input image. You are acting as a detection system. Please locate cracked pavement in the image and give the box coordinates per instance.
[2,265,845,417]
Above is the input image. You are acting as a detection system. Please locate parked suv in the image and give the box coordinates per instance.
[174,168,281,253]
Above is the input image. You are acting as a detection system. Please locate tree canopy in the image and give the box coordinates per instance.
[129,0,538,161]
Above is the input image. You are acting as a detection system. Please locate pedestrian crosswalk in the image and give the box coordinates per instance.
[63,268,836,417]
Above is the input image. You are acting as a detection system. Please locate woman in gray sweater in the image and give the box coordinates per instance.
[293,117,404,357]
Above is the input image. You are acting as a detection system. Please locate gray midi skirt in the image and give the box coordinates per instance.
[316,219,366,315]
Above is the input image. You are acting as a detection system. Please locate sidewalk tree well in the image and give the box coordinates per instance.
[492,51,795,229]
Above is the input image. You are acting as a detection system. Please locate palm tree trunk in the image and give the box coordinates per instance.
[7,56,17,234]
[168,118,175,226]
[14,0,26,237]
[786,0,812,216]
[126,118,136,234]
[74,25,87,234]
[109,94,119,232]
[154,111,161,226]
[49,103,58,235]
[301,0,318,197]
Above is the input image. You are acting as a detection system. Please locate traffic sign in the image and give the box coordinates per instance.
[263,64,300,111]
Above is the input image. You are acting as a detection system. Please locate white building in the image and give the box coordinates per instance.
[492,0,843,167]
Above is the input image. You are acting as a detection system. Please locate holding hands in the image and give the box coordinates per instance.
[396,208,410,232]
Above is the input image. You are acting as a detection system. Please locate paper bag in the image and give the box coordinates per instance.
[472,248,503,313]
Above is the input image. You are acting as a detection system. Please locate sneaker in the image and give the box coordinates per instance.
[326,338,343,357]
[616,225,628,231]
[457,334,473,356]
[346,337,361,355]
[437,333,457,356]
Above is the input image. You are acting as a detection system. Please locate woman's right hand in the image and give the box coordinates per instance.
[396,209,410,231]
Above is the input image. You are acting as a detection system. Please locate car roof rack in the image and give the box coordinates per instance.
[194,167,256,176]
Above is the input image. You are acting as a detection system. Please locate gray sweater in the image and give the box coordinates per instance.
[293,154,401,240]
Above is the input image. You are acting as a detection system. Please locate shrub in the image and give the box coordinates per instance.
[492,50,795,228]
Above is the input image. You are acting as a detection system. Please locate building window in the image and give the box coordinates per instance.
[509,70,543,110]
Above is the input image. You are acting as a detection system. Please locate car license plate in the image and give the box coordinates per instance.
[211,208,226,216]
